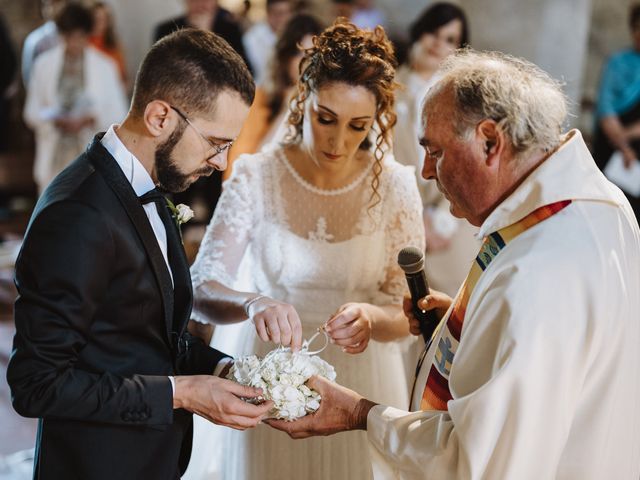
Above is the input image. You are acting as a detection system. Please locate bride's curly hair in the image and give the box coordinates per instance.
[284,20,398,208]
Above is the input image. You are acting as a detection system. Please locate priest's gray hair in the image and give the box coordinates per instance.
[424,49,568,156]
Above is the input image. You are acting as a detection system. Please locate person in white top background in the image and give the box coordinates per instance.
[242,0,293,85]
[394,2,478,299]
[21,0,67,87]
[23,2,128,194]
[268,49,640,480]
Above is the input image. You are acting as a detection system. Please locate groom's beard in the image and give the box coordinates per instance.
[154,122,216,193]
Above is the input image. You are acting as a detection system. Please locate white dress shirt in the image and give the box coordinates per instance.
[367,130,640,479]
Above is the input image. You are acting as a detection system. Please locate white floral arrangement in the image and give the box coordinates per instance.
[227,330,336,421]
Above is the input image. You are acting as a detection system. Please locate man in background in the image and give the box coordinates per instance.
[21,0,67,86]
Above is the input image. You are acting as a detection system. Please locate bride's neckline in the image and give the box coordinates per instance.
[276,148,374,196]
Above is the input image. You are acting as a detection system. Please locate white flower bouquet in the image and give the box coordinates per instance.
[226,331,336,421]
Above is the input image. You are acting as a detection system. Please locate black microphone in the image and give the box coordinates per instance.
[397,246,440,343]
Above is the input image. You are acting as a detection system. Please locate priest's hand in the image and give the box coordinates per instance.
[264,376,377,439]
[403,290,452,337]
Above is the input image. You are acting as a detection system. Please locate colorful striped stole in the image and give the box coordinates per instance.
[420,200,572,411]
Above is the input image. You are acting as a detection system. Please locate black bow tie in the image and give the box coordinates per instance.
[139,188,166,206]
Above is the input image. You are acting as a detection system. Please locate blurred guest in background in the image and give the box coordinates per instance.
[24,2,127,193]
[235,0,254,33]
[592,3,640,219]
[154,0,249,70]
[21,0,67,86]
[331,0,355,21]
[243,0,293,84]
[0,13,17,153]
[393,2,476,297]
[89,1,127,87]
[351,0,386,30]
[225,13,323,179]
[154,0,250,228]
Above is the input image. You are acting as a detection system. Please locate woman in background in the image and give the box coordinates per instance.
[89,1,127,86]
[224,13,323,179]
[24,2,127,193]
[592,3,640,220]
[394,2,478,298]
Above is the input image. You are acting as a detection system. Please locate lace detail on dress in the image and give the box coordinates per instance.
[191,238,233,288]
[308,217,334,242]
[277,149,375,196]
[190,154,260,291]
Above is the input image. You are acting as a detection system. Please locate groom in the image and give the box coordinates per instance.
[7,29,272,479]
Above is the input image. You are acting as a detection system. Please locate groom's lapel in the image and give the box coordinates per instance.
[157,198,193,334]
[87,135,175,343]
[165,221,193,334]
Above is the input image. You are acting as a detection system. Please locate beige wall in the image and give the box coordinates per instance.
[373,0,593,126]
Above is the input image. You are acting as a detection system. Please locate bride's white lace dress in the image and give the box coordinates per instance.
[186,147,424,480]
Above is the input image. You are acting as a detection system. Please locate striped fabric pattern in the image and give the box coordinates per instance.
[420,200,572,411]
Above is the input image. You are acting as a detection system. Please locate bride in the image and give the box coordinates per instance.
[187,21,425,479]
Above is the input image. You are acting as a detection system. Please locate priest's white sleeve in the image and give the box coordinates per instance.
[364,244,614,480]
[367,406,463,480]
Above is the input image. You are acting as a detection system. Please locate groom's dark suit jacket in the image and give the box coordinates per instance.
[7,135,228,479]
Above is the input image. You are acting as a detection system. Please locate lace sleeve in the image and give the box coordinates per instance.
[375,162,426,305]
[191,155,258,297]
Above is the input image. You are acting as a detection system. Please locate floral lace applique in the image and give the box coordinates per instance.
[308,217,335,242]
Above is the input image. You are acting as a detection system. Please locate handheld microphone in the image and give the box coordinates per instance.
[397,246,440,343]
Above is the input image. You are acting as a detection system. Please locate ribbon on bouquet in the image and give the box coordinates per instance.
[261,326,330,370]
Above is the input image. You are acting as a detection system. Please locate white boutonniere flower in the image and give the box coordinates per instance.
[227,330,336,421]
[166,199,194,229]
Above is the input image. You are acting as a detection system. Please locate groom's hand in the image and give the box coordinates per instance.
[265,376,377,439]
[173,375,273,430]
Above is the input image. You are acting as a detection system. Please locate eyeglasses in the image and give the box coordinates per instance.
[424,144,445,163]
[169,105,234,158]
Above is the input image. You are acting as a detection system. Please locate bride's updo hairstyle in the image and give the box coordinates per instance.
[286,20,398,206]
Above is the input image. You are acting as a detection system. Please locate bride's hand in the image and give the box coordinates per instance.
[325,303,372,354]
[246,296,303,352]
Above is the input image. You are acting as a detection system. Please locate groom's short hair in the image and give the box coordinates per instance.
[130,28,255,118]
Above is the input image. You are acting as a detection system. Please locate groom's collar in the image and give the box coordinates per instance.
[101,125,156,197]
